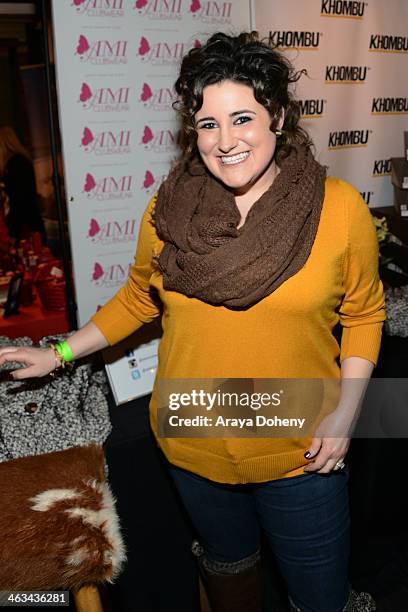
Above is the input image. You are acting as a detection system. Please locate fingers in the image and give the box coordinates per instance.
[0,347,20,356]
[0,347,21,361]
[11,365,39,380]
[0,348,50,379]
[315,457,345,475]
[0,349,33,379]
[304,438,349,473]
[304,455,345,474]
[303,437,322,461]
[0,349,29,367]
[303,438,323,472]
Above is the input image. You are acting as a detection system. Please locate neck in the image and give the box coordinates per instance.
[234,162,280,226]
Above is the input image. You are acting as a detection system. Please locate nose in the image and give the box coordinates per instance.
[217,125,238,154]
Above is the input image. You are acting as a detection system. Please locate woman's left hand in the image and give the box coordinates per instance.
[303,408,353,474]
[304,357,375,473]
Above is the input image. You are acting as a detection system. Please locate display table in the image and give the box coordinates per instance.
[0,297,70,341]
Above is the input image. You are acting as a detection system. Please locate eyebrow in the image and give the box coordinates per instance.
[195,109,256,125]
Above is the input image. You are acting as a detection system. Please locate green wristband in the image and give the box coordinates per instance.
[54,340,74,363]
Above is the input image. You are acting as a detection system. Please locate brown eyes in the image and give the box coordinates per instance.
[197,116,253,130]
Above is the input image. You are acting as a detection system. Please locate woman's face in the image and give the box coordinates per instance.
[194,80,282,196]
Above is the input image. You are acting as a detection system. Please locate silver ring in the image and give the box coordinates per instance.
[333,460,346,471]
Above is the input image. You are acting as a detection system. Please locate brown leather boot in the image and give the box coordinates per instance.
[192,541,262,612]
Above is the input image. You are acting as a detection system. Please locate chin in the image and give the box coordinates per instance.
[217,180,246,191]
[213,171,250,189]
[227,182,250,191]
[220,177,253,191]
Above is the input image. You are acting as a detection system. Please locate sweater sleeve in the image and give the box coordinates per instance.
[338,185,385,365]
[91,195,162,345]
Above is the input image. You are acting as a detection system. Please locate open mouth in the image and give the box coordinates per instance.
[219,151,250,165]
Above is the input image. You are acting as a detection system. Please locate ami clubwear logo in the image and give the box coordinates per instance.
[142,170,168,192]
[76,35,128,65]
[78,83,131,112]
[369,34,408,52]
[371,97,408,114]
[328,130,370,149]
[299,99,326,118]
[83,172,134,200]
[139,82,176,111]
[268,31,321,50]
[134,0,182,19]
[325,65,368,83]
[190,1,233,25]
[88,218,137,245]
[320,0,366,18]
[92,262,132,287]
[140,125,180,153]
[80,127,132,155]
[71,0,125,17]
[373,159,391,177]
[137,35,200,65]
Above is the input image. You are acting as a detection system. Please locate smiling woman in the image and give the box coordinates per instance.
[153,32,327,308]
[0,31,383,612]
[173,31,310,160]
[194,81,282,222]
[169,31,312,229]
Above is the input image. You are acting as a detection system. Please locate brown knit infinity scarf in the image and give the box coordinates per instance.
[154,144,326,309]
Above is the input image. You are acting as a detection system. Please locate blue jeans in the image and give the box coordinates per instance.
[169,466,350,612]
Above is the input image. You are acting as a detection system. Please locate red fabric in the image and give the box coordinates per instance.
[0,297,70,342]
[0,209,11,250]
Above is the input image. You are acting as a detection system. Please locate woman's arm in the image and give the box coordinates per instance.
[303,356,374,473]
[0,321,108,379]
[304,185,385,473]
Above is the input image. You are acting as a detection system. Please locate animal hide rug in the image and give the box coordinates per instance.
[0,444,126,591]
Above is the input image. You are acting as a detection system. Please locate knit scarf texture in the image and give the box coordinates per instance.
[154,144,326,309]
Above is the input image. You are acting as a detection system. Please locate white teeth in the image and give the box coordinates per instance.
[220,152,250,165]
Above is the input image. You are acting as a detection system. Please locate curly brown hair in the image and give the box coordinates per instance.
[173,31,311,168]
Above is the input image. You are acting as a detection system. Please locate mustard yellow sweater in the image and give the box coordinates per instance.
[92,177,385,484]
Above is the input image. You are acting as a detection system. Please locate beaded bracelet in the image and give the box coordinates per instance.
[54,340,74,363]
[49,340,75,371]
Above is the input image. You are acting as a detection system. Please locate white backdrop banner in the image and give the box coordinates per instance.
[51,0,252,402]
[253,0,408,209]
[52,0,252,326]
